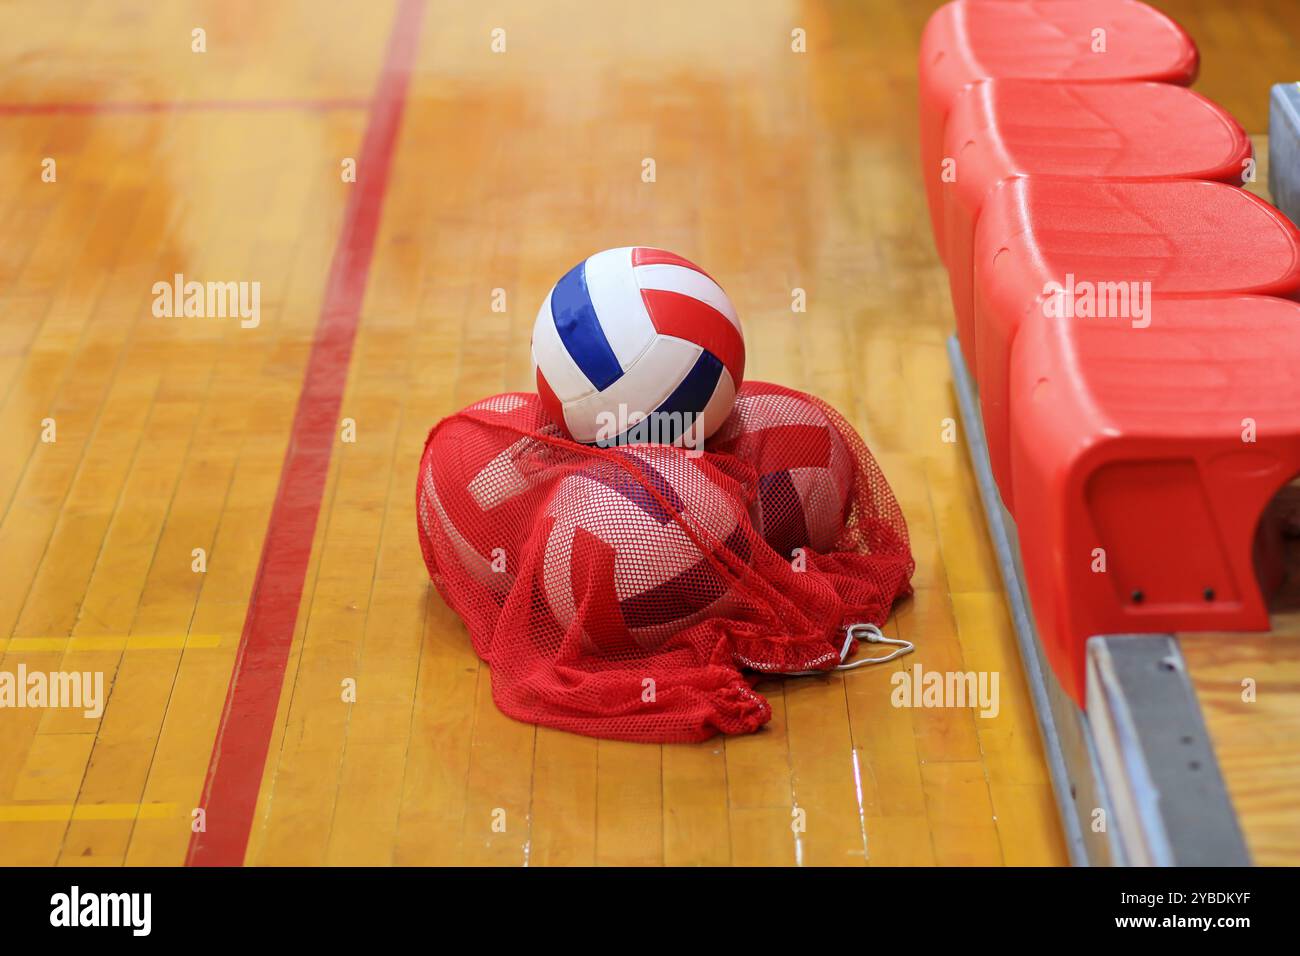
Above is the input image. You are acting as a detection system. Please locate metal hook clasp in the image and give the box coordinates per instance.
[835,623,914,670]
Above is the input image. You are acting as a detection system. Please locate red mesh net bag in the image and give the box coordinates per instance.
[416,381,914,742]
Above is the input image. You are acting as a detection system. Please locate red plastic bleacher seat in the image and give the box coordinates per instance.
[943,80,1251,368]
[919,0,1198,260]
[973,177,1300,511]
[1008,295,1300,704]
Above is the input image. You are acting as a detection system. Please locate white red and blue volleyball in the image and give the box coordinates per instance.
[540,444,748,652]
[710,388,854,558]
[531,247,745,445]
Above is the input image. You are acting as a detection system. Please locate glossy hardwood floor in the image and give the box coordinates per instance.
[0,0,1294,867]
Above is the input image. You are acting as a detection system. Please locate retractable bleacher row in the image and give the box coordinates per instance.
[920,0,1300,865]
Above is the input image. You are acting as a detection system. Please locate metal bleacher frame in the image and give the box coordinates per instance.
[946,336,1252,867]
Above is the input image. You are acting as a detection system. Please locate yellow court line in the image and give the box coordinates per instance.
[0,803,179,822]
[0,635,223,653]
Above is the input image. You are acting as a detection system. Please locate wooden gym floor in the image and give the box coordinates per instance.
[0,0,1296,867]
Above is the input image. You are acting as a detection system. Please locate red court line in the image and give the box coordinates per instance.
[185,0,425,867]
[0,97,369,116]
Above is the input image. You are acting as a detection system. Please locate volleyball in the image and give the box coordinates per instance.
[711,386,854,558]
[539,444,747,652]
[417,393,558,599]
[531,246,745,446]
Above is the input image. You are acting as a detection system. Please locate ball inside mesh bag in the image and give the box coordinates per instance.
[710,387,854,558]
[540,443,748,653]
[417,394,560,599]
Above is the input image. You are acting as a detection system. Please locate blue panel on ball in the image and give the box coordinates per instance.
[599,453,682,524]
[599,350,723,447]
[649,349,724,438]
[757,470,811,558]
[552,259,624,391]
